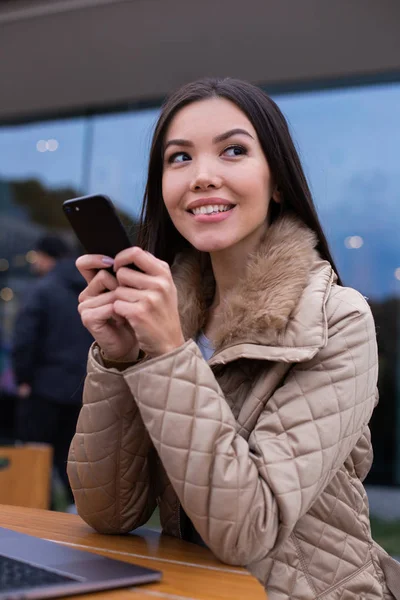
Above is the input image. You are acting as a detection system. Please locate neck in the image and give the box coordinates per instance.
[172,213,319,350]
[209,252,245,310]
[209,225,266,309]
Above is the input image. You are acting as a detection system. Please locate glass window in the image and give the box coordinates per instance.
[0,118,86,191]
[0,82,399,483]
[0,118,86,404]
[274,83,400,484]
[88,108,159,218]
[275,84,400,300]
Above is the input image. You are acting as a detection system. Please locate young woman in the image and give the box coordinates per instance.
[68,78,400,599]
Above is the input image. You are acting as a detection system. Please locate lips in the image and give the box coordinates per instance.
[186,197,235,212]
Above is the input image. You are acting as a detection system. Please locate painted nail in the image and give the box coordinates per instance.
[102,257,114,265]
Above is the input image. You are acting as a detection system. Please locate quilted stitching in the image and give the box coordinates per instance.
[67,348,157,533]
[68,277,392,599]
[119,287,381,595]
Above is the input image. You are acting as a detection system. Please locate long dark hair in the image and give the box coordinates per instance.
[137,77,342,284]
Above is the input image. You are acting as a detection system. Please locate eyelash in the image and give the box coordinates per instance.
[167,144,248,164]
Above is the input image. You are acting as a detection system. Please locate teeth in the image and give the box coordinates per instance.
[192,204,232,215]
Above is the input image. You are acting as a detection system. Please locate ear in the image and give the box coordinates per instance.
[271,187,281,204]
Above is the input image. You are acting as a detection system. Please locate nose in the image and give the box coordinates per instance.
[190,161,222,192]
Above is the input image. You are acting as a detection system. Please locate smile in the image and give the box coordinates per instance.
[190,204,234,215]
[189,204,236,223]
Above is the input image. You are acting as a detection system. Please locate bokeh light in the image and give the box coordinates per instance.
[26,250,38,264]
[0,287,14,302]
[344,236,364,249]
[0,258,9,271]
[47,139,59,151]
[36,139,47,152]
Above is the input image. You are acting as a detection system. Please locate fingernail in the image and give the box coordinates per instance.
[102,257,114,265]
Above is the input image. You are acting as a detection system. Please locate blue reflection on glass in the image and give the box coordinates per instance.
[88,109,159,217]
[0,118,85,190]
[1,84,399,301]
[275,83,400,300]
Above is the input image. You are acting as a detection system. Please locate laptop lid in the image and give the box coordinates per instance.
[0,526,162,600]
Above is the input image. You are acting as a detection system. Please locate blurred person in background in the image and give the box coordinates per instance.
[0,321,17,441]
[68,79,400,599]
[12,233,93,508]
[31,234,69,277]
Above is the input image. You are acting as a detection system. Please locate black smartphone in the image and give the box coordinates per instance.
[62,194,140,271]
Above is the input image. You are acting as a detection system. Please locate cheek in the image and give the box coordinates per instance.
[162,172,183,212]
[231,159,272,194]
[250,166,273,205]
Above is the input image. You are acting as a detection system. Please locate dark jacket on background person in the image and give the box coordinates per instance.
[12,257,93,404]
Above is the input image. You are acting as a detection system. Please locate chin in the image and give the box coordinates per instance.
[190,237,234,253]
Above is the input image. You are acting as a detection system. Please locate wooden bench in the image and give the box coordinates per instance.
[0,443,52,509]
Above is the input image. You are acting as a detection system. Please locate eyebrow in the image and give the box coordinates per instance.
[164,128,254,151]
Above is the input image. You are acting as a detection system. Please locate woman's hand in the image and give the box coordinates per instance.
[113,247,185,358]
[76,255,140,362]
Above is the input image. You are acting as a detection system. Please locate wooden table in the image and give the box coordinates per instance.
[0,505,266,599]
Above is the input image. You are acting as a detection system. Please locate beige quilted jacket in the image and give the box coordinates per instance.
[68,216,399,599]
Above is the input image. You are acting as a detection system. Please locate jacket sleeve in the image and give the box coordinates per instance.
[12,286,45,385]
[67,344,157,534]
[123,289,378,565]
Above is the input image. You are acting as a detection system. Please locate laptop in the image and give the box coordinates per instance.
[0,526,162,599]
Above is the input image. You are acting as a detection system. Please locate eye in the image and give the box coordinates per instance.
[167,152,191,164]
[223,144,248,158]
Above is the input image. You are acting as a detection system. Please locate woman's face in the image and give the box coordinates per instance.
[162,97,278,254]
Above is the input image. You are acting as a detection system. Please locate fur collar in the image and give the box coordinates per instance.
[172,214,322,352]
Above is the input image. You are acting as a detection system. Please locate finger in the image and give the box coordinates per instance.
[80,303,115,329]
[115,267,169,292]
[114,247,169,277]
[76,254,115,284]
[114,286,154,304]
[80,269,118,301]
[79,287,125,327]
[114,299,145,324]
[78,289,116,310]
